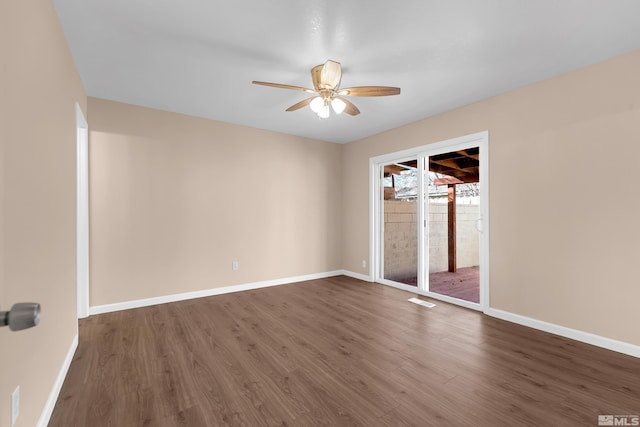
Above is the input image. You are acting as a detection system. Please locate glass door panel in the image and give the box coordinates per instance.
[381,159,419,286]
[426,148,481,303]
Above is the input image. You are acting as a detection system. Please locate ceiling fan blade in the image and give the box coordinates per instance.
[337,97,360,116]
[286,97,316,112]
[252,81,316,94]
[320,60,342,90]
[337,86,401,97]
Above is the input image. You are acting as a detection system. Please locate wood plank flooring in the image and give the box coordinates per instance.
[49,276,640,426]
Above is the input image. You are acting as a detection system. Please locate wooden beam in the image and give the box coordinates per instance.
[383,164,404,176]
[459,148,480,160]
[384,161,418,177]
[429,162,479,183]
[448,184,457,272]
[428,149,480,183]
[384,187,395,200]
[434,177,463,186]
[430,157,477,171]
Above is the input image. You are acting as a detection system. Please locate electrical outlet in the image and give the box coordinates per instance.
[232,261,239,271]
[362,260,367,269]
[11,386,19,426]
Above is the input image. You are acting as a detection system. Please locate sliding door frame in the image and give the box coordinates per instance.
[373,154,420,289]
[369,131,490,311]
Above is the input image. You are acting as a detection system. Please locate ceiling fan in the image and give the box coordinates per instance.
[252,60,400,118]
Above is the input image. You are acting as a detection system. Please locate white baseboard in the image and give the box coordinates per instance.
[485,308,640,358]
[90,270,345,315]
[340,270,373,282]
[37,333,78,427]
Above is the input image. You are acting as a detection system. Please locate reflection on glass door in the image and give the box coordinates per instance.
[382,159,418,286]
[426,148,480,303]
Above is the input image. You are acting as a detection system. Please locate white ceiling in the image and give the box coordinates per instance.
[53,0,640,144]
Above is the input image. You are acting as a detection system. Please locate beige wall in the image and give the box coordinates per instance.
[1,4,638,423]
[88,98,343,306]
[343,51,640,346]
[0,1,87,426]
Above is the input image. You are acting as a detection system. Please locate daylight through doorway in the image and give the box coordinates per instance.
[425,148,481,304]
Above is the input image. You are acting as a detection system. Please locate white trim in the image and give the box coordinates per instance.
[368,161,377,280]
[75,102,90,319]
[75,102,87,128]
[37,334,78,427]
[478,133,490,310]
[424,289,481,311]
[341,270,373,282]
[485,308,640,359]
[417,155,426,291]
[89,271,344,315]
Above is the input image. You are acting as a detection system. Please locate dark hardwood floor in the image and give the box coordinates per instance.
[49,276,640,426]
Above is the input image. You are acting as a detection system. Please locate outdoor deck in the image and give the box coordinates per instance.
[394,266,480,303]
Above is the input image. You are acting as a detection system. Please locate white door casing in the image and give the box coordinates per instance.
[76,103,89,319]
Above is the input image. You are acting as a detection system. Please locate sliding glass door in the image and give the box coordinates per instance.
[373,132,488,310]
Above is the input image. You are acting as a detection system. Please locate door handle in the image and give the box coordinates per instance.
[475,217,483,233]
[1,303,41,331]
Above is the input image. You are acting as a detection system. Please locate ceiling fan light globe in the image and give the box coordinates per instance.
[309,97,324,113]
[318,105,330,119]
[331,98,346,114]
